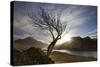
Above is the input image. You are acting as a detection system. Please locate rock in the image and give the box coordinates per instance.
[12,48,23,66]
[12,47,54,66]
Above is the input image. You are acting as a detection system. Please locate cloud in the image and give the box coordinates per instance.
[61,6,95,29]
[13,2,97,44]
[87,29,97,35]
[14,15,52,43]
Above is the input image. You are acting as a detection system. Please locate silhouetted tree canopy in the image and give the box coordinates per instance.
[29,7,69,56]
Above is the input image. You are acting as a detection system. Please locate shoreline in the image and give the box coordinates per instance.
[49,51,97,63]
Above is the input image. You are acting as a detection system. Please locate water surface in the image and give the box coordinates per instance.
[53,49,97,58]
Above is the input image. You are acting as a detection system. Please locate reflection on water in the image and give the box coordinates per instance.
[53,50,97,58]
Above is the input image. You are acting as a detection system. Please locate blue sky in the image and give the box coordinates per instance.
[13,1,97,44]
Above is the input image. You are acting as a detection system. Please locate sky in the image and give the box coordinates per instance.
[13,1,97,44]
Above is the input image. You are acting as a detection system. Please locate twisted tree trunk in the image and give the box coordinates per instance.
[47,36,59,56]
[29,7,68,56]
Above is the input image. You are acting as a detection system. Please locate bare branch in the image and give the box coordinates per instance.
[28,7,69,56]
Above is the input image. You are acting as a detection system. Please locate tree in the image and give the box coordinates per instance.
[29,7,69,56]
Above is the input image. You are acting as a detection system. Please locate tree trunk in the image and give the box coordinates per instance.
[47,37,59,56]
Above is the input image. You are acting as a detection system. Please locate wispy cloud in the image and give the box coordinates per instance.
[88,29,97,35]
[61,6,96,29]
[13,2,97,44]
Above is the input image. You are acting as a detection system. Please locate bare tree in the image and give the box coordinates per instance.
[29,7,69,56]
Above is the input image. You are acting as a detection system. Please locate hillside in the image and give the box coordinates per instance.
[55,37,97,51]
[14,37,48,51]
[12,47,54,66]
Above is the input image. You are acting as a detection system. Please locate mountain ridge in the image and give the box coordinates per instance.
[14,37,48,51]
[54,36,97,51]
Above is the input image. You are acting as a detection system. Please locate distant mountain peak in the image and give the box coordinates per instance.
[15,37,37,45]
[25,37,34,40]
[14,37,48,49]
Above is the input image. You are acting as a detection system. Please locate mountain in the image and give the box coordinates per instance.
[15,37,39,45]
[54,36,97,51]
[14,37,48,51]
